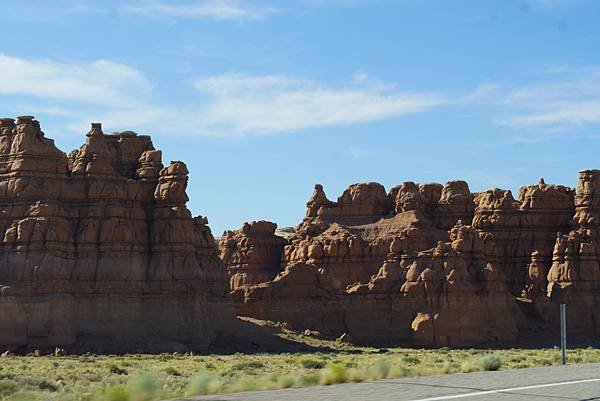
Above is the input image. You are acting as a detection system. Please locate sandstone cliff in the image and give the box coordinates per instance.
[223,174,600,346]
[0,116,235,353]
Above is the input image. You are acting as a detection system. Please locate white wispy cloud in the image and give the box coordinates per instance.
[0,53,151,107]
[529,0,589,8]
[191,72,446,135]
[8,52,600,142]
[458,81,504,104]
[0,53,448,138]
[348,146,375,159]
[302,0,381,6]
[493,68,600,130]
[0,53,170,137]
[120,0,279,21]
[0,1,109,22]
[0,0,277,23]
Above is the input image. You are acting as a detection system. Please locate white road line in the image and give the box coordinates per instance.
[409,377,600,401]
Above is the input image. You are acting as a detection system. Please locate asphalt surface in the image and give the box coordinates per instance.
[171,362,600,401]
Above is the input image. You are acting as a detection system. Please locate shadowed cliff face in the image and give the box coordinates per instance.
[0,116,235,353]
[222,175,600,346]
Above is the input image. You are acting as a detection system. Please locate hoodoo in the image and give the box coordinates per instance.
[0,117,235,353]
[221,176,600,345]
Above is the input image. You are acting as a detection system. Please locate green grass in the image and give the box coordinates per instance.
[1,340,600,400]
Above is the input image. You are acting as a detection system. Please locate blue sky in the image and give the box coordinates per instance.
[0,0,599,234]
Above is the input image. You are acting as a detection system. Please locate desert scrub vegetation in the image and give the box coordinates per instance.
[1,345,600,400]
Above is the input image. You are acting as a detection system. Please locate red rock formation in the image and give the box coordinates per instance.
[0,116,234,353]
[223,173,600,345]
[219,220,288,289]
[307,182,393,225]
[225,181,520,345]
[390,180,474,230]
[231,219,520,345]
[472,181,574,294]
[526,170,600,334]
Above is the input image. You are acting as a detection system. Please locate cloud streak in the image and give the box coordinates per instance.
[0,53,171,136]
[529,0,589,8]
[192,73,447,135]
[0,53,447,138]
[4,52,600,142]
[120,0,279,21]
[493,68,600,131]
[0,53,151,107]
[348,146,375,159]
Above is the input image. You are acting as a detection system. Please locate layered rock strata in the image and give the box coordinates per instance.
[473,181,574,294]
[0,116,234,353]
[223,173,600,345]
[529,170,600,334]
[219,220,288,289]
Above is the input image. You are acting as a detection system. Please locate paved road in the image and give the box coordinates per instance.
[172,363,600,401]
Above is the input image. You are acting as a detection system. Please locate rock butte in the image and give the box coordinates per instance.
[222,176,600,345]
[0,116,235,353]
[2,115,599,351]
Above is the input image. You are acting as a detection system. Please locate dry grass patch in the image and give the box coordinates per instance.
[0,340,599,400]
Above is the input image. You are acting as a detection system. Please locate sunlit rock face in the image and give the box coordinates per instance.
[219,220,288,290]
[533,170,600,334]
[222,173,600,346]
[0,116,235,353]
[472,181,575,295]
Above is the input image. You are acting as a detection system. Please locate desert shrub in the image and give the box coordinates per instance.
[254,375,279,391]
[187,373,221,395]
[319,363,348,385]
[96,385,130,401]
[442,361,453,374]
[109,364,128,375]
[297,373,320,386]
[509,355,524,363]
[0,379,18,396]
[402,355,420,364]
[347,368,365,383]
[0,373,15,380]
[373,359,390,379]
[301,359,325,369]
[163,366,181,376]
[277,374,296,388]
[389,365,411,378]
[460,359,479,373]
[88,373,103,382]
[581,351,599,363]
[478,353,502,371]
[127,372,156,401]
[515,362,532,369]
[536,357,553,366]
[37,379,58,392]
[228,377,258,392]
[231,361,265,371]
